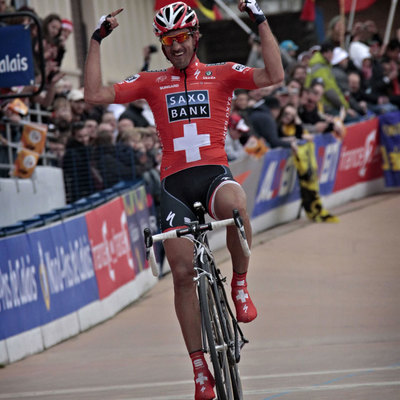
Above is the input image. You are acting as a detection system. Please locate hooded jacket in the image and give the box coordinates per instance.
[305,51,349,112]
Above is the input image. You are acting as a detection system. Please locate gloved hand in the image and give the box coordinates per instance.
[91,8,123,44]
[238,0,266,26]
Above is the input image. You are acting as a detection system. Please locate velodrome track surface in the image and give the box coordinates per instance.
[1,191,399,400]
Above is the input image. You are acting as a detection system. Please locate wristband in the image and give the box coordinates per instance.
[254,14,266,26]
[91,14,112,44]
[91,29,103,43]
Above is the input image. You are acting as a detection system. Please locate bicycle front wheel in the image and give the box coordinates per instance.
[199,274,233,400]
[217,283,243,400]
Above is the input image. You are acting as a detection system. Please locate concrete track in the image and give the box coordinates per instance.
[1,192,399,400]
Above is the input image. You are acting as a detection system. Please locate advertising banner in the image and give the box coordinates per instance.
[378,111,400,187]
[252,147,299,218]
[0,25,35,87]
[313,133,342,196]
[86,197,135,299]
[0,216,98,340]
[0,233,40,340]
[230,155,264,216]
[122,185,153,276]
[333,118,382,191]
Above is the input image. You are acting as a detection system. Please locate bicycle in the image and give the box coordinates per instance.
[144,202,251,400]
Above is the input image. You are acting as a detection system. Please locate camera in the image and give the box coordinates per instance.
[148,45,158,54]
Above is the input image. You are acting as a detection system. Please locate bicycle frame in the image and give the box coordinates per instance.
[144,203,250,399]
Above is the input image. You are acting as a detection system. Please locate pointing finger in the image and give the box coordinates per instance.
[110,8,123,17]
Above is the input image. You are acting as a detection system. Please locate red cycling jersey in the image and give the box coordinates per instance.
[114,57,258,180]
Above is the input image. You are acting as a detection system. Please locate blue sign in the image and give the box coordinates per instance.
[252,148,300,218]
[0,25,35,88]
[0,233,42,340]
[123,185,162,275]
[0,216,99,340]
[379,111,400,187]
[313,133,341,196]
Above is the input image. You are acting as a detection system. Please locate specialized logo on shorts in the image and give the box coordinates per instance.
[166,90,210,122]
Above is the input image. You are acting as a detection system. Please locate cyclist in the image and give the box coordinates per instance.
[84,1,284,398]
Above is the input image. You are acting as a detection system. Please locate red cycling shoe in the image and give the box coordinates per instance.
[231,271,258,323]
[190,351,216,400]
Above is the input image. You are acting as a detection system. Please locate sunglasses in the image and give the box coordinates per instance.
[160,31,193,46]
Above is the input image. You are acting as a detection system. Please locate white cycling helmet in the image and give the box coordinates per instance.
[153,1,199,37]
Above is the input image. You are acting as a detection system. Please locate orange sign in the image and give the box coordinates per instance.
[21,122,47,154]
[12,148,39,178]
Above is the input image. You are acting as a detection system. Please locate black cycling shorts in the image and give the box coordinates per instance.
[160,165,239,232]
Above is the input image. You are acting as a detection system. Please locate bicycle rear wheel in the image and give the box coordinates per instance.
[199,274,233,400]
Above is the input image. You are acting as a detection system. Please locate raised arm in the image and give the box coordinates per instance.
[238,0,284,88]
[84,9,123,105]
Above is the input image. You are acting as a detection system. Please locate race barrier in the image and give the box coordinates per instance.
[0,113,396,365]
[0,183,158,364]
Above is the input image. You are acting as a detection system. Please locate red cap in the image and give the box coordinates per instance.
[228,113,250,132]
[61,19,73,32]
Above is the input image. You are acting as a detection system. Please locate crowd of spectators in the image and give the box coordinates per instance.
[228,16,400,161]
[1,2,400,205]
[0,1,161,204]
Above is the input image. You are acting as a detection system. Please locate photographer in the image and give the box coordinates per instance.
[141,44,158,72]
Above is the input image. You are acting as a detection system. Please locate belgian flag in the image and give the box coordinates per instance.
[154,1,222,21]
[293,142,339,223]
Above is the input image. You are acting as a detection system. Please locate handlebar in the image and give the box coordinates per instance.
[144,209,251,277]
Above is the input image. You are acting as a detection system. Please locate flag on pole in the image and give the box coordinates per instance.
[300,0,316,22]
[154,1,222,21]
[342,0,377,13]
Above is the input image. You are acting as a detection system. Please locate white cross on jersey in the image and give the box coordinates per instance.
[196,372,208,386]
[235,289,249,303]
[173,123,210,163]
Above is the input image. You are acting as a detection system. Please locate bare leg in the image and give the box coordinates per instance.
[164,237,215,398]
[213,183,252,273]
[213,183,257,322]
[163,237,202,353]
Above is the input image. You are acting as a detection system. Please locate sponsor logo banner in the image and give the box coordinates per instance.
[333,118,382,191]
[378,111,400,187]
[231,156,264,217]
[313,133,341,195]
[0,25,35,87]
[0,216,98,340]
[86,198,135,299]
[122,185,157,275]
[166,90,210,122]
[252,148,299,217]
